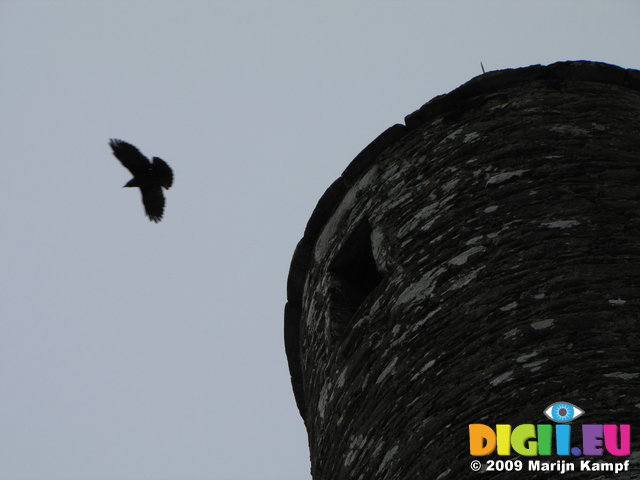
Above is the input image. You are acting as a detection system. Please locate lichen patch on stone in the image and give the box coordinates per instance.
[490,370,514,386]
[608,298,627,306]
[376,445,399,475]
[500,301,518,312]
[523,359,548,371]
[516,351,539,363]
[541,220,581,229]
[531,319,555,330]
[448,246,486,266]
[375,357,398,384]
[395,267,446,308]
[463,132,480,143]
[486,169,528,185]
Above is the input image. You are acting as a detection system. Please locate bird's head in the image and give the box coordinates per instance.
[123,179,138,188]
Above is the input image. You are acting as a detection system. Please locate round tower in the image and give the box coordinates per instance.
[285,61,640,479]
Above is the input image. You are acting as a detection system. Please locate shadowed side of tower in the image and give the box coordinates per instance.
[285,61,640,479]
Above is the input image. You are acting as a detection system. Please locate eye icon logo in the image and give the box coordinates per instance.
[543,402,584,423]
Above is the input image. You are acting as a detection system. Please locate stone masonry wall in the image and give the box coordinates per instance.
[285,61,640,479]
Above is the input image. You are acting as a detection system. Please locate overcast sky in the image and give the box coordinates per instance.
[1,1,638,479]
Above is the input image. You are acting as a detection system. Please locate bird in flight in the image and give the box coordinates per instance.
[109,139,174,222]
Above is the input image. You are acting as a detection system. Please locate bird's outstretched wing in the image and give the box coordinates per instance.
[140,186,166,223]
[152,157,174,189]
[109,139,150,176]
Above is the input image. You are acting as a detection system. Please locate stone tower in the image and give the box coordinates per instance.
[285,61,640,479]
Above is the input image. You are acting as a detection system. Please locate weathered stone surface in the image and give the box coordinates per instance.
[341,124,408,186]
[285,61,640,479]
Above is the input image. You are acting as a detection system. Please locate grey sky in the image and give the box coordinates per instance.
[1,1,638,479]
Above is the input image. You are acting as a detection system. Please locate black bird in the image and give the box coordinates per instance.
[109,139,174,222]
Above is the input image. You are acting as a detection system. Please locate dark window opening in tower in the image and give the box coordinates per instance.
[328,221,383,341]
